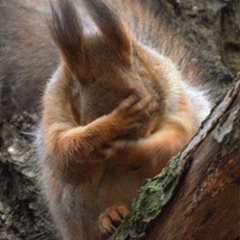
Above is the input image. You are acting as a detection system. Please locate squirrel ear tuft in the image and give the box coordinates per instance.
[48,0,88,79]
[85,0,132,62]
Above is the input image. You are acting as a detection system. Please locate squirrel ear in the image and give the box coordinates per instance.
[85,0,132,63]
[48,0,88,80]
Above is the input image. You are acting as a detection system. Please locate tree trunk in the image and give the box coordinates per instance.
[110,77,240,240]
[0,0,239,239]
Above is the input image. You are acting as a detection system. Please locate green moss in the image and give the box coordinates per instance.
[110,154,184,240]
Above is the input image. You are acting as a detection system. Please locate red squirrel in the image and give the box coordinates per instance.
[36,0,212,239]
[1,0,211,239]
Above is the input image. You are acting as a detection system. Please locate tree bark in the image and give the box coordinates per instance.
[110,77,240,240]
[0,113,57,240]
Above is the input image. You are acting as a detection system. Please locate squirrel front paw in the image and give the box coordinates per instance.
[113,92,158,130]
[99,140,130,160]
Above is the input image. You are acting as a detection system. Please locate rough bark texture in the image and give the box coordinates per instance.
[110,78,240,240]
[0,0,239,239]
[0,113,57,240]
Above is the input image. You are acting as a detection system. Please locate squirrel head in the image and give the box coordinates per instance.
[49,0,169,123]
